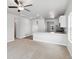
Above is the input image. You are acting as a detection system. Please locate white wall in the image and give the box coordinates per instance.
[32,17,46,33]
[7,13,15,42]
[67,13,72,56]
[32,19,39,33]
[38,17,46,32]
[16,16,32,38]
[65,0,72,28]
[65,0,72,55]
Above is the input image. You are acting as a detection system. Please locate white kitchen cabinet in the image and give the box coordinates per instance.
[59,16,67,27]
[33,32,67,46]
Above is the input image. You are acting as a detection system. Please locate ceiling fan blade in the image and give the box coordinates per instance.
[14,0,19,5]
[8,6,17,8]
[24,4,32,7]
[24,9,30,12]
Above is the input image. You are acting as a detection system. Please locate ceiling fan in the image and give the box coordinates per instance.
[8,0,32,12]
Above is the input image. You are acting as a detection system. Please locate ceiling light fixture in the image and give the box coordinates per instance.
[18,6,24,10]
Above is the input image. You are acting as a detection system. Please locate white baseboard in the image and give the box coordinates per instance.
[16,34,32,39]
[67,40,72,56]
[7,39,14,43]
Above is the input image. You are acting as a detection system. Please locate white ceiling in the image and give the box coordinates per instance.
[7,0,70,18]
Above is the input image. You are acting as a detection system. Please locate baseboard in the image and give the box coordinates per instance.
[16,34,32,39]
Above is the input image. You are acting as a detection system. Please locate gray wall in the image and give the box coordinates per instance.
[7,13,33,40]
[46,18,59,32]
[15,16,32,38]
[7,13,46,39]
[16,16,46,38]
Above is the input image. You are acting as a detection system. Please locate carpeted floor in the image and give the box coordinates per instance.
[7,39,71,59]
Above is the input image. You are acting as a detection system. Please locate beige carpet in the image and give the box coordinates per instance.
[7,39,71,59]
